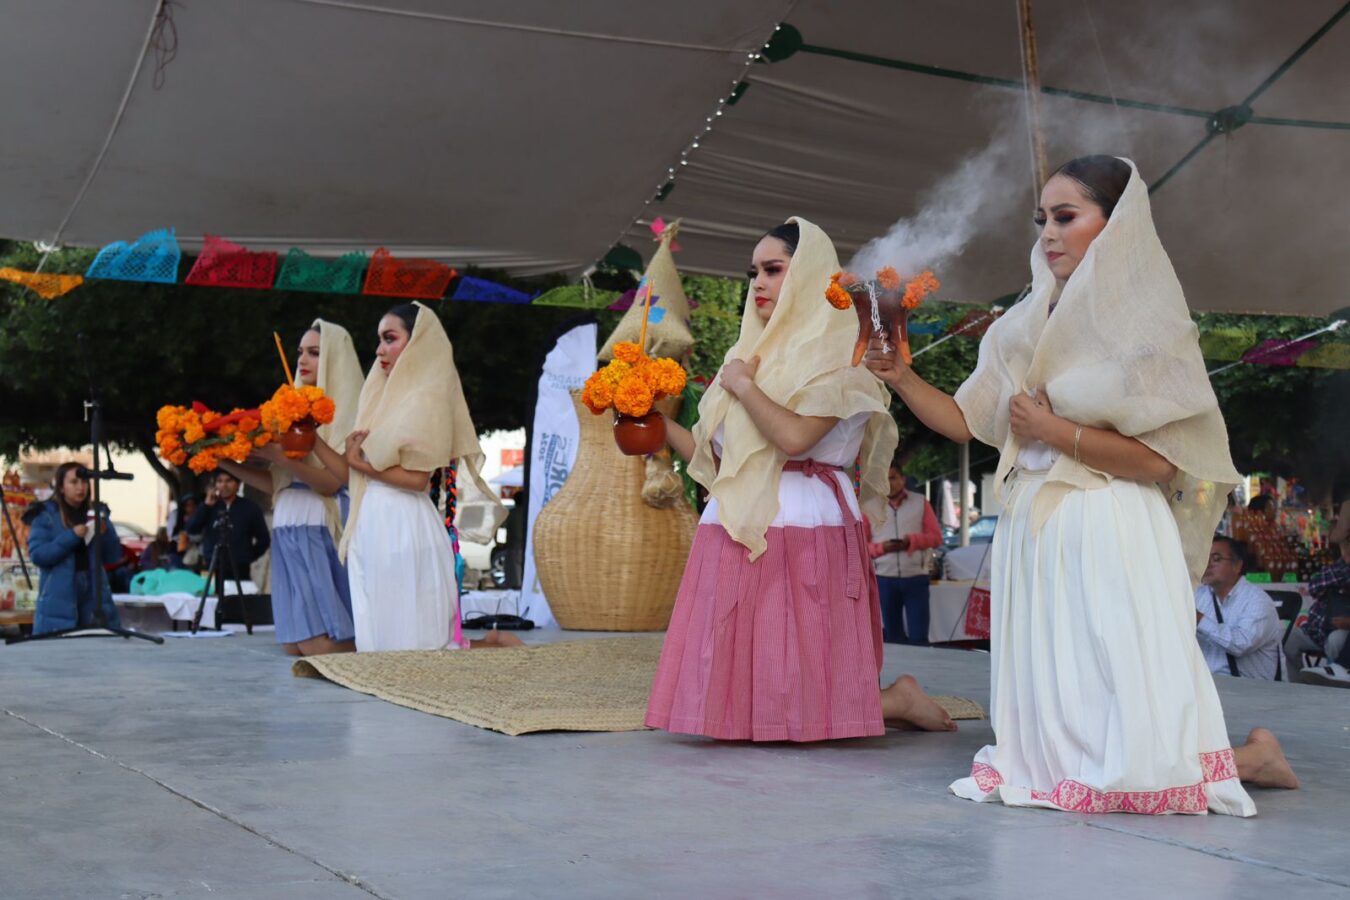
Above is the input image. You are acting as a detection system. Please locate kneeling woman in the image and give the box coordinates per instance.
[219,320,363,656]
[867,156,1295,814]
[25,462,126,634]
[322,303,518,652]
[645,218,955,741]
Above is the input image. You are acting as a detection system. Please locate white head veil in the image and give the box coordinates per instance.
[338,302,505,559]
[271,319,364,541]
[954,158,1240,583]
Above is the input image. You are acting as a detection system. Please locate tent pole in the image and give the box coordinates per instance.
[959,442,971,547]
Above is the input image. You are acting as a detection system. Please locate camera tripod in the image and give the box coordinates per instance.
[190,513,254,633]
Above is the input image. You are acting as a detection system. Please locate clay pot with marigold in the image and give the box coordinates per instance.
[827,266,940,366]
[580,342,688,456]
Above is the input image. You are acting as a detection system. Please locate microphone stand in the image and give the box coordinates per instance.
[5,335,163,645]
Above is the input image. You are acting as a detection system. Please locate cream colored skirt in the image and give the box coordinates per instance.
[949,471,1254,816]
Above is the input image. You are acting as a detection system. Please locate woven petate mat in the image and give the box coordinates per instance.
[293,634,985,736]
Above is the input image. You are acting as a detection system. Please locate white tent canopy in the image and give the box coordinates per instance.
[2,1,1347,314]
[0,0,788,272]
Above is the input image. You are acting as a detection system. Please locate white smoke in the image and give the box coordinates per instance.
[847,122,1030,279]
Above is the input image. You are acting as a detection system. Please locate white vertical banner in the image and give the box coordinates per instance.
[520,323,597,628]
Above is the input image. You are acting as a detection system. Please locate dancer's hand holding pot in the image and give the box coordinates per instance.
[862,324,907,388]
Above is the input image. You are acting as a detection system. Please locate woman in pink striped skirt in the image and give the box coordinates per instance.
[645,218,956,741]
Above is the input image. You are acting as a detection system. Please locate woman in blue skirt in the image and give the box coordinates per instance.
[220,320,364,655]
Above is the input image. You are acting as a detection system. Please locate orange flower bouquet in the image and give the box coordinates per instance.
[155,385,337,473]
[827,266,940,366]
[581,341,687,455]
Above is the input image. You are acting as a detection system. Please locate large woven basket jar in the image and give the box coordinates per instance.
[531,390,699,630]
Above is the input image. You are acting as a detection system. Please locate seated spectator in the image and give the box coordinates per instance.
[1248,493,1277,522]
[1194,535,1282,680]
[167,495,203,569]
[139,527,182,571]
[1292,500,1350,687]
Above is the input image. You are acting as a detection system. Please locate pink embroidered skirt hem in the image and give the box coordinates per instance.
[645,522,885,742]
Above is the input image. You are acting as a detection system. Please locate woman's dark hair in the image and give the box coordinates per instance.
[762,222,800,255]
[1049,155,1131,220]
[1212,534,1249,573]
[51,462,90,526]
[1247,494,1273,513]
[385,303,419,335]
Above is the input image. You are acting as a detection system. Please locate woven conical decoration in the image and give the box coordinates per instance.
[599,223,693,362]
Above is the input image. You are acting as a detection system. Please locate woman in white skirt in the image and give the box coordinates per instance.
[866,156,1296,815]
[319,302,516,652]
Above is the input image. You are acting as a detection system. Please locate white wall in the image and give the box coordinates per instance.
[476,428,526,487]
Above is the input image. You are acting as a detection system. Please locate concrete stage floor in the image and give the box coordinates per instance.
[1,629,1345,899]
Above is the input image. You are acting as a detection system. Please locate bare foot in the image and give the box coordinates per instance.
[471,629,525,649]
[282,643,302,657]
[1235,727,1299,789]
[296,635,356,656]
[879,674,957,732]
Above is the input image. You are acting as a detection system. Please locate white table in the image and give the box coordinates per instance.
[928,580,991,643]
[113,580,258,631]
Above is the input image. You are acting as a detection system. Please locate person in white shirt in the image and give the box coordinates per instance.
[1194,536,1283,680]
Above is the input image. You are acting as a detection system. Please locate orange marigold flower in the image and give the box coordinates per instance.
[613,373,655,417]
[310,397,336,425]
[253,433,272,448]
[876,266,901,291]
[648,358,687,397]
[226,434,253,461]
[157,406,183,430]
[259,396,297,433]
[825,283,853,310]
[902,270,940,310]
[169,450,188,466]
[599,359,631,390]
[837,271,859,287]
[188,452,217,474]
[612,342,643,364]
[581,372,615,414]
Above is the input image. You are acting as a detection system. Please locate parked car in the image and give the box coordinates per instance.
[112,521,153,569]
[942,515,998,549]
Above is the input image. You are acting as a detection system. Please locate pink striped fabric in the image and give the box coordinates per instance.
[645,520,886,741]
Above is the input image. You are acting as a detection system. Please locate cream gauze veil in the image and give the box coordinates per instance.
[954,159,1240,583]
[687,217,899,561]
[339,303,505,559]
[271,318,364,541]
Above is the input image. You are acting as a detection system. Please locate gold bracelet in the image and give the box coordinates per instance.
[1073,426,1084,465]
